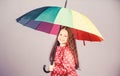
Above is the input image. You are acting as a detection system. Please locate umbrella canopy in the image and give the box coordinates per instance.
[16,6,104,42]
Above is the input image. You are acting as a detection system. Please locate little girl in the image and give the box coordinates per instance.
[49,26,80,76]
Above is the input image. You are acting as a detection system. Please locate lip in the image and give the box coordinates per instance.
[58,39,64,44]
[59,38,64,41]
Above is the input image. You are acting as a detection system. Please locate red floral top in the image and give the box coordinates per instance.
[50,46,78,76]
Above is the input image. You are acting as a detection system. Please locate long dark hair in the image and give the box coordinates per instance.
[49,26,80,69]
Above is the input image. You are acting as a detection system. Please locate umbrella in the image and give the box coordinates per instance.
[16,6,104,42]
[16,2,104,73]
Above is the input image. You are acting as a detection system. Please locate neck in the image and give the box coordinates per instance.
[60,43,66,47]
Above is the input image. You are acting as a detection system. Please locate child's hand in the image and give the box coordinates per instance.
[49,63,54,71]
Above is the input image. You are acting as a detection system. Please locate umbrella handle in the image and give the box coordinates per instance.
[43,65,50,73]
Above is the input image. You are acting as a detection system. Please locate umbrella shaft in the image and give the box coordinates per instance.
[64,0,67,8]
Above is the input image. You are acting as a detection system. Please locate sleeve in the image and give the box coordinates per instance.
[53,48,76,74]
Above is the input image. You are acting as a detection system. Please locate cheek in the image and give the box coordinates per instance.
[57,36,60,41]
[64,37,68,42]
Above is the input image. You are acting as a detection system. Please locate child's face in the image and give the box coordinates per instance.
[58,29,68,46]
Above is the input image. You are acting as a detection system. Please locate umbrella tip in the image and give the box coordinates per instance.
[83,40,86,46]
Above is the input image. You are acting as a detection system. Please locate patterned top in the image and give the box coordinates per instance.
[50,46,78,76]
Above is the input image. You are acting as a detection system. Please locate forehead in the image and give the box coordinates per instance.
[59,29,68,35]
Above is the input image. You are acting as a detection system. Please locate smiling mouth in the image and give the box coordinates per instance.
[59,39,64,41]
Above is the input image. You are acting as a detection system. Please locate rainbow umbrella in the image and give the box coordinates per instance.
[16,6,104,73]
[16,6,104,43]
